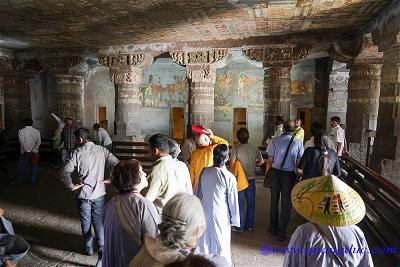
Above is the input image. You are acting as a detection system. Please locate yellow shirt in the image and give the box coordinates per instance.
[294,127,305,143]
[189,136,229,189]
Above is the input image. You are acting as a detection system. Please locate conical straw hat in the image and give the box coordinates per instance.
[291,175,365,226]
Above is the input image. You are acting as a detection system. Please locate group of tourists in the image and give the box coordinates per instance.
[3,111,374,267]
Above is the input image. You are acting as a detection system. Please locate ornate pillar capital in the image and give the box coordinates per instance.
[185,64,216,83]
[99,53,150,85]
[0,56,13,74]
[40,55,83,74]
[351,33,383,66]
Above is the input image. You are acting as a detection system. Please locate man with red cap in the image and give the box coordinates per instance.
[189,125,228,189]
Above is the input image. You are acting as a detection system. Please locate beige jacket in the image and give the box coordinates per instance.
[129,235,184,267]
[145,155,190,214]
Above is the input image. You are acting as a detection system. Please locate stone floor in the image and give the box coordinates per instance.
[0,160,391,266]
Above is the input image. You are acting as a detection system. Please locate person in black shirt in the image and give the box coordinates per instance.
[297,125,340,179]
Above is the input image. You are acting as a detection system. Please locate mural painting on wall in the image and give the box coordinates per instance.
[139,74,187,108]
[214,72,263,115]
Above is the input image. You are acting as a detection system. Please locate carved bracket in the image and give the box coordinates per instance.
[170,49,227,66]
[293,45,312,63]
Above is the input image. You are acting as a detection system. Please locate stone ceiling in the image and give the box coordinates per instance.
[0,0,391,50]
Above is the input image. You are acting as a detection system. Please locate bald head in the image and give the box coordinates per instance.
[283,120,295,132]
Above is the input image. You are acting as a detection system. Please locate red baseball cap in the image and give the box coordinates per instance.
[191,125,209,135]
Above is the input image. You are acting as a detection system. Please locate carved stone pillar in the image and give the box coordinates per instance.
[0,54,34,136]
[264,67,292,138]
[54,74,85,126]
[327,61,349,130]
[42,56,85,126]
[170,50,227,131]
[243,45,310,141]
[3,74,32,136]
[99,54,146,137]
[370,33,400,181]
[346,34,383,164]
[186,64,216,128]
[313,58,331,127]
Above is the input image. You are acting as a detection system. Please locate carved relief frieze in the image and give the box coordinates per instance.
[99,54,145,67]
[243,46,292,66]
[170,49,227,65]
[243,44,311,67]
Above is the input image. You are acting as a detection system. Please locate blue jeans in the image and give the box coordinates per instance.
[0,234,29,266]
[17,152,38,184]
[238,179,256,231]
[76,196,105,255]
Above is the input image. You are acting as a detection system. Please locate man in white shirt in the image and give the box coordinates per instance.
[17,118,41,184]
[93,123,112,152]
[329,116,345,156]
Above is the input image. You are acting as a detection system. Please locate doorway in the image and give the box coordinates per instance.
[98,107,107,129]
[232,108,247,145]
[171,107,185,144]
[297,108,312,141]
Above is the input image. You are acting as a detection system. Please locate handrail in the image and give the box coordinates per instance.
[341,154,400,200]
[339,155,400,263]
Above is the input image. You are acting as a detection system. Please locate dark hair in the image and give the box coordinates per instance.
[330,116,341,124]
[64,117,73,121]
[74,127,91,142]
[168,139,180,159]
[311,122,324,137]
[276,115,284,125]
[24,118,33,126]
[313,128,326,150]
[112,160,142,194]
[213,144,229,167]
[149,134,170,153]
[164,255,217,267]
[93,123,100,129]
[283,120,295,132]
[236,127,249,144]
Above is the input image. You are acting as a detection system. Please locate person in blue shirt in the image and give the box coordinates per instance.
[265,120,304,241]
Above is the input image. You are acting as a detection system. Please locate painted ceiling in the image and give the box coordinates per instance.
[0,0,391,49]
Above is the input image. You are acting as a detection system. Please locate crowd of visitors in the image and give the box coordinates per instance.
[2,112,374,267]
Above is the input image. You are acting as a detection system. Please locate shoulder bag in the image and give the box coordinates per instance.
[263,135,295,188]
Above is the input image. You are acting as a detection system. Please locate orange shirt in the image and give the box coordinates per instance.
[189,136,229,189]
